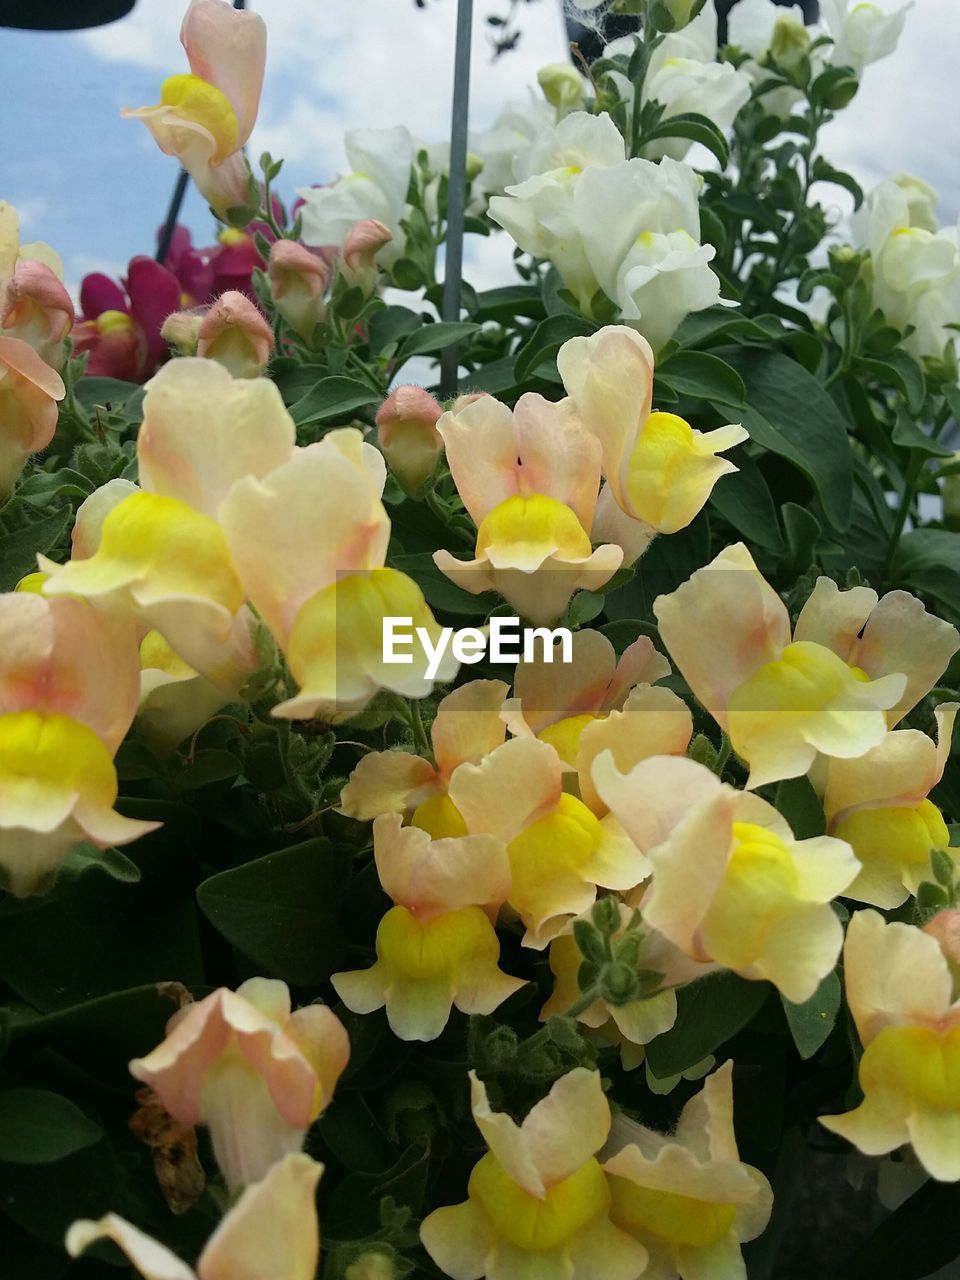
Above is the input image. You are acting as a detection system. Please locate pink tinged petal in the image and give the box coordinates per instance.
[557,325,656,512]
[591,751,723,854]
[603,636,671,712]
[645,783,741,961]
[448,736,563,844]
[126,256,185,370]
[512,628,619,732]
[841,909,953,1049]
[591,484,658,567]
[219,436,389,646]
[197,290,273,377]
[653,544,791,730]
[66,1214,196,1280]
[198,1153,322,1280]
[676,1059,739,1163]
[129,989,235,1124]
[180,0,267,146]
[0,591,55,713]
[372,813,512,918]
[848,591,960,726]
[793,576,878,661]
[338,750,438,821]
[3,261,75,346]
[420,1197,492,1280]
[286,1003,350,1112]
[511,393,603,531]
[138,357,294,517]
[45,597,141,753]
[431,679,511,778]
[437,395,523,525]
[80,272,127,321]
[577,685,693,815]
[200,1062,307,1191]
[824,703,959,825]
[470,1066,610,1196]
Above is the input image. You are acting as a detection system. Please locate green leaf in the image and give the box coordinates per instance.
[645,972,769,1077]
[0,1090,103,1165]
[391,551,496,616]
[709,452,784,552]
[656,350,745,405]
[773,775,825,838]
[721,347,853,530]
[367,305,421,358]
[0,509,72,591]
[57,844,142,886]
[891,410,954,458]
[73,376,144,417]
[177,748,242,791]
[288,376,382,427]
[566,590,605,628]
[781,971,841,1060]
[644,111,729,168]
[196,839,347,985]
[859,350,926,415]
[395,321,481,363]
[894,529,960,620]
[810,157,864,208]
[474,284,544,323]
[836,1181,960,1280]
[673,307,781,348]
[513,314,594,384]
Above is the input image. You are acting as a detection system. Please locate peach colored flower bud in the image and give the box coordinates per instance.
[340,219,393,295]
[161,309,202,356]
[922,909,960,989]
[376,385,443,496]
[0,334,65,496]
[2,260,74,368]
[129,977,349,1191]
[197,290,273,378]
[268,240,329,340]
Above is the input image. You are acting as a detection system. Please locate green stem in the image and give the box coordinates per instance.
[882,451,924,584]
[407,697,432,759]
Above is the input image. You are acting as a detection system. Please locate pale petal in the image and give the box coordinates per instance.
[578,685,693,815]
[438,395,520,525]
[793,576,878,661]
[432,679,511,777]
[139,359,295,519]
[372,813,512,917]
[449,736,562,844]
[653,544,791,729]
[338,751,437,821]
[849,591,960,726]
[199,1154,321,1280]
[66,1215,195,1280]
[420,1198,491,1280]
[842,909,953,1048]
[180,0,267,145]
[591,752,722,854]
[512,628,618,732]
[470,1066,610,1195]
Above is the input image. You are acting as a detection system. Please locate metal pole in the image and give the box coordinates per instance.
[440,0,474,400]
[155,0,246,263]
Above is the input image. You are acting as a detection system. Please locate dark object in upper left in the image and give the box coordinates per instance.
[0,0,135,30]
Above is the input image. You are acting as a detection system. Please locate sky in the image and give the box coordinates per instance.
[2,0,957,298]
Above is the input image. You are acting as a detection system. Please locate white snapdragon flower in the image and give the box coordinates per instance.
[819,0,911,76]
[574,155,726,350]
[488,111,626,310]
[727,0,816,116]
[472,94,555,199]
[298,126,413,266]
[605,5,751,161]
[861,179,960,361]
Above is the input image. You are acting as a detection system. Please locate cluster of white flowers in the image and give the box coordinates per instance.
[293,0,950,360]
[858,175,960,362]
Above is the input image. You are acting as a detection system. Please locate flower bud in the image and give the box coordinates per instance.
[340,219,393,295]
[601,961,641,1006]
[197,290,273,378]
[537,63,586,113]
[345,1251,397,1280]
[1,261,75,368]
[770,13,812,72]
[160,309,201,356]
[922,909,960,994]
[891,172,939,233]
[376,385,443,497]
[267,240,329,340]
